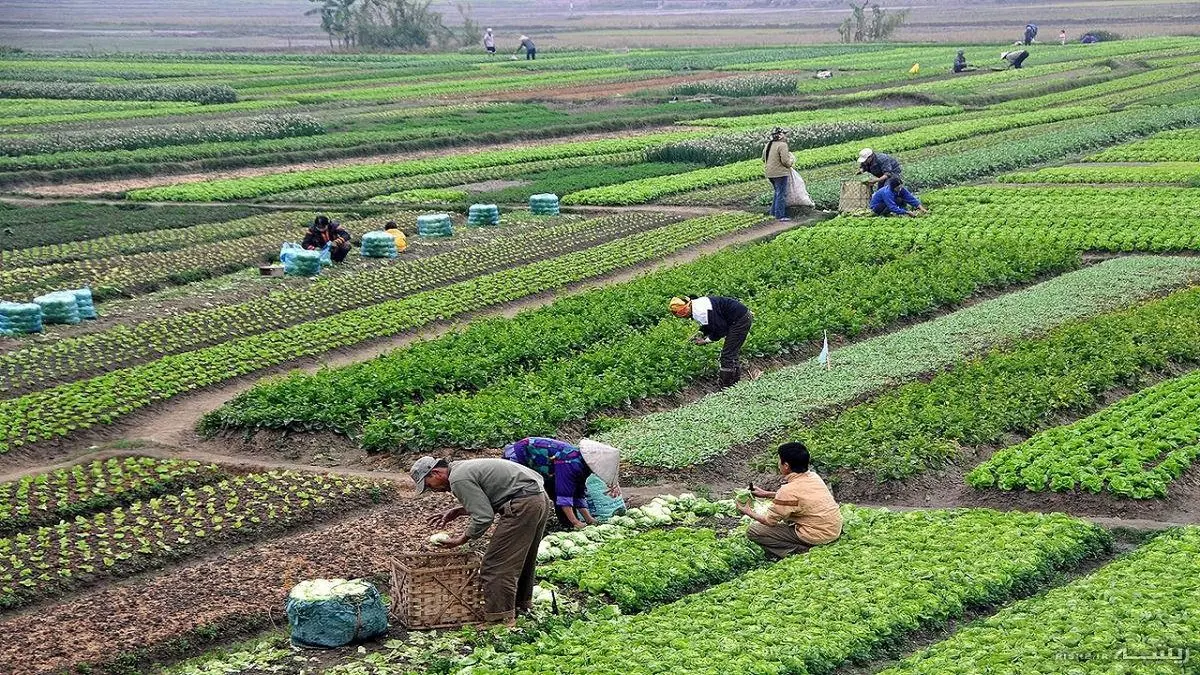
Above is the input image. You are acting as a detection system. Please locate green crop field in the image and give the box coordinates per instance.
[1,26,1199,675]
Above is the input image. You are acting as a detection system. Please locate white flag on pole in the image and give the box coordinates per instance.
[816,330,830,369]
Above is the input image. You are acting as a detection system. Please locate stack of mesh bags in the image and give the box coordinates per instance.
[529,193,560,216]
[285,249,323,277]
[416,214,454,238]
[0,302,43,336]
[34,291,82,325]
[72,287,97,320]
[467,204,501,227]
[360,231,399,259]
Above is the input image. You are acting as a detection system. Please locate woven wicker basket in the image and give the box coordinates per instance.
[389,551,485,629]
[838,180,872,213]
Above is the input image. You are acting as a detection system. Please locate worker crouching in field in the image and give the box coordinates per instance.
[952,50,977,73]
[870,177,927,217]
[413,456,551,626]
[1001,49,1030,69]
[739,442,843,559]
[857,148,903,188]
[302,215,351,262]
[670,295,752,387]
[502,437,622,529]
[383,220,408,252]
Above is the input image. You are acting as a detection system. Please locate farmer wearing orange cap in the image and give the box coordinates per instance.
[670,295,752,387]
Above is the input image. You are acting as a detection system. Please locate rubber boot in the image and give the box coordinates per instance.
[718,368,740,388]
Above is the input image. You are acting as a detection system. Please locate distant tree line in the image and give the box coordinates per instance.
[306,0,480,50]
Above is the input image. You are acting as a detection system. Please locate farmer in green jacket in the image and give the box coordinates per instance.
[412,456,550,625]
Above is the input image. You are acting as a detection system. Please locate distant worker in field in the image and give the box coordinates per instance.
[502,437,622,529]
[302,215,351,263]
[870,177,927,217]
[1060,28,1068,45]
[517,35,536,60]
[413,456,549,626]
[952,50,977,73]
[762,127,795,221]
[383,220,408,253]
[484,28,496,56]
[1024,23,1038,45]
[1001,49,1030,69]
[670,295,753,387]
[857,148,903,188]
[1081,33,1099,44]
[739,442,843,559]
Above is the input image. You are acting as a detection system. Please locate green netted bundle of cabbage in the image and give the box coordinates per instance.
[285,578,388,648]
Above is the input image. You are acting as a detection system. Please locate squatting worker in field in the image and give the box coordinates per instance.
[383,220,408,252]
[952,50,976,73]
[762,127,794,221]
[302,215,351,263]
[502,437,622,529]
[670,295,752,387]
[870,177,927,217]
[1001,50,1030,69]
[857,148,903,189]
[738,441,842,559]
[412,456,550,626]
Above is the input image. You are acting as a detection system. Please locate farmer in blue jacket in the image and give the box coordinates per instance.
[670,295,752,387]
[870,178,927,217]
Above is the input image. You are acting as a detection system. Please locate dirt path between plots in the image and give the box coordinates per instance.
[0,496,454,675]
[9,127,680,198]
[0,213,811,477]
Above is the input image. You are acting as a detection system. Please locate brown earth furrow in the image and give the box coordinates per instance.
[0,494,445,675]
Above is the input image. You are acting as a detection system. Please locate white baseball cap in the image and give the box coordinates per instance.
[857,148,873,164]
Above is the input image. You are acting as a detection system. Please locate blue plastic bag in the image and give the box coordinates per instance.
[318,242,333,267]
[279,242,302,265]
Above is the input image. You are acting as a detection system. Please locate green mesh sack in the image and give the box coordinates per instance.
[360,231,399,258]
[286,579,388,648]
[467,203,501,227]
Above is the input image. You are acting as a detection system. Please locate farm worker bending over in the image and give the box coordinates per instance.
[302,215,351,263]
[1023,23,1038,45]
[383,220,408,252]
[484,28,496,56]
[670,295,752,387]
[738,442,843,559]
[857,148,903,188]
[1001,50,1030,69]
[762,127,794,221]
[870,177,927,217]
[517,35,536,60]
[413,456,550,625]
[502,437,622,529]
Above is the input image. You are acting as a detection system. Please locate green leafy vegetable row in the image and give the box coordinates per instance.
[361,231,1076,452]
[0,212,762,454]
[796,285,1200,485]
[541,527,764,613]
[880,526,1200,674]
[479,507,1111,675]
[970,368,1200,498]
[602,254,1200,468]
[0,456,227,534]
[0,470,392,609]
[999,162,1200,184]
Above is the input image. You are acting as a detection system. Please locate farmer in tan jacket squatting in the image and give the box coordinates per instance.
[738,441,843,559]
[412,456,550,625]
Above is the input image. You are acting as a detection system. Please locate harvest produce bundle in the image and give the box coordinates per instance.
[284,249,322,277]
[416,213,454,237]
[467,204,501,227]
[529,193,560,216]
[72,288,97,320]
[0,302,43,335]
[359,231,399,259]
[33,292,81,325]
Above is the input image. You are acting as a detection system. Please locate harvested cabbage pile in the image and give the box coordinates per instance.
[288,579,373,602]
[536,493,735,563]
